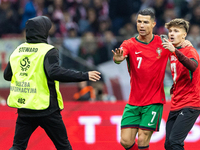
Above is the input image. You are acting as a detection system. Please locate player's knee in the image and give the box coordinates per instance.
[168,136,181,149]
[120,137,133,148]
[168,136,175,146]
[137,132,151,146]
[137,136,146,146]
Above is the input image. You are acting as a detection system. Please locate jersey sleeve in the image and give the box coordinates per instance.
[120,40,130,57]
[187,47,199,61]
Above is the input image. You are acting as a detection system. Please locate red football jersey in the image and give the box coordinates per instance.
[120,35,171,106]
[170,46,200,111]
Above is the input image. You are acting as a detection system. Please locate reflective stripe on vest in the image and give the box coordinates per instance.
[7,43,63,110]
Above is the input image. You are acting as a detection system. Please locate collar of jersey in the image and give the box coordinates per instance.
[175,46,182,49]
[135,34,154,45]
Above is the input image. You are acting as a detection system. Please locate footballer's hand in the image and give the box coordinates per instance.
[162,38,175,52]
[112,48,127,64]
[88,71,101,82]
[181,40,193,48]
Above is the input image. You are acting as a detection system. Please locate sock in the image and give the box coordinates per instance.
[138,145,149,150]
[126,142,138,150]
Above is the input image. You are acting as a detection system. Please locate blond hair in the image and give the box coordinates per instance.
[165,18,190,33]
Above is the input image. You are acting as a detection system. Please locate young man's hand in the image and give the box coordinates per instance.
[112,48,127,64]
[162,38,175,52]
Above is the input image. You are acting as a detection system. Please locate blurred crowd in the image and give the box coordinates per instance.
[0,0,200,101]
[1,0,200,64]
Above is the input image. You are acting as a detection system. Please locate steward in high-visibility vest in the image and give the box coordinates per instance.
[7,42,63,110]
[4,16,100,150]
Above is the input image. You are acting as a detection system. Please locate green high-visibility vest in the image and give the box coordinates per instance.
[7,43,64,110]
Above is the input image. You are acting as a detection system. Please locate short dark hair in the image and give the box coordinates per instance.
[165,18,190,33]
[138,8,155,21]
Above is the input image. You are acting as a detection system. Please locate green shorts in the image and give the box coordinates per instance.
[121,104,163,131]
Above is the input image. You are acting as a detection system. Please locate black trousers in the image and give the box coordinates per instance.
[10,110,72,150]
[164,108,200,150]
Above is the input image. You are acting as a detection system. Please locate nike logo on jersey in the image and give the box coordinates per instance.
[135,51,142,54]
[148,123,155,126]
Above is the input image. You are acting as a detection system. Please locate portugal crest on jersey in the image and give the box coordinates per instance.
[156,48,162,59]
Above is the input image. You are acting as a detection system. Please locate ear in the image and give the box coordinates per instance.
[183,32,187,39]
[152,21,156,28]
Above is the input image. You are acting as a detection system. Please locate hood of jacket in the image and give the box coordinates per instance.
[25,16,52,43]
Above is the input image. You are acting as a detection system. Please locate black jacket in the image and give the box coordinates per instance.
[4,16,89,117]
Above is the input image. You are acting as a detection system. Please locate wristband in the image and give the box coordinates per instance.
[113,57,121,64]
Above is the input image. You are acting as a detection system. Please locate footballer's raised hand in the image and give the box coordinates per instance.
[162,38,175,53]
[88,71,101,82]
[112,48,127,64]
